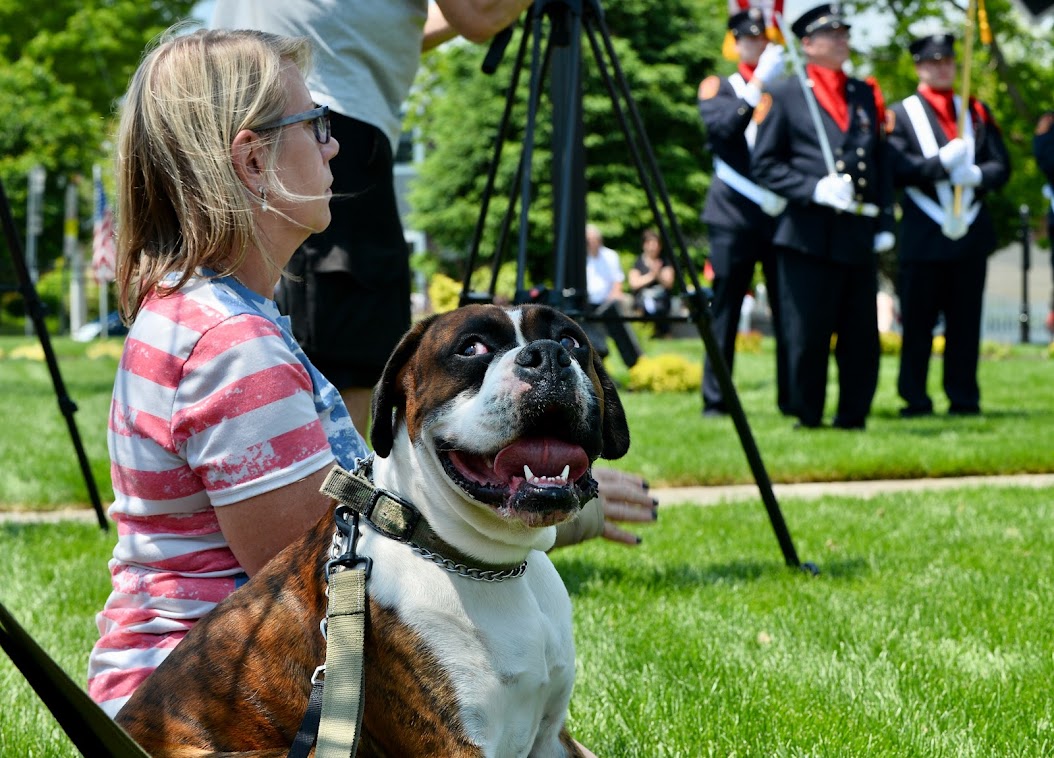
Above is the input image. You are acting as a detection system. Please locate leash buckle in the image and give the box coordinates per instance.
[311,664,326,685]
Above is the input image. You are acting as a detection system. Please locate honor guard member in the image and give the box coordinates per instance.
[1033,111,1054,334]
[751,3,896,429]
[698,7,790,417]
[886,32,1010,417]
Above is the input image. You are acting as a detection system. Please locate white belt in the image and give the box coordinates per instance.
[713,157,787,217]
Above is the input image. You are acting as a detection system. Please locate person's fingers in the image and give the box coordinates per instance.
[602,482,657,508]
[602,500,657,523]
[602,521,642,545]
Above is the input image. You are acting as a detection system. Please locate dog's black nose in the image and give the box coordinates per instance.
[516,340,573,373]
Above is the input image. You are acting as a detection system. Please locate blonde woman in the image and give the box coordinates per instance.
[88,27,362,717]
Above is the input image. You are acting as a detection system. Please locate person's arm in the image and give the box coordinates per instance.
[422,3,459,51]
[658,262,676,291]
[627,260,649,291]
[215,470,334,576]
[434,0,533,44]
[179,315,352,578]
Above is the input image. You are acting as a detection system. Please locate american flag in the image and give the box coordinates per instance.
[92,168,116,283]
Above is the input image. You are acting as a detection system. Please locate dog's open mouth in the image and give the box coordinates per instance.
[439,437,597,525]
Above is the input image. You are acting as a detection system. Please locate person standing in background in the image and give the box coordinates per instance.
[886,32,1010,417]
[1033,110,1054,336]
[697,7,789,417]
[210,0,533,436]
[751,3,895,430]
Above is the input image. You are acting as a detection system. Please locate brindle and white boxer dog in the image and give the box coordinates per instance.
[116,303,630,757]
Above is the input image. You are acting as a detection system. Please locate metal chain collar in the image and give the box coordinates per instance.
[410,543,528,582]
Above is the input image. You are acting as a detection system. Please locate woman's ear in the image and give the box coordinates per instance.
[231,129,266,193]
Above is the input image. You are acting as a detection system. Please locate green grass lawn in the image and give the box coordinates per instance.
[2,333,1050,509]
[2,331,1053,755]
[4,485,1053,757]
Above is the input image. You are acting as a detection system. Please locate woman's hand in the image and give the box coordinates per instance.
[551,466,658,549]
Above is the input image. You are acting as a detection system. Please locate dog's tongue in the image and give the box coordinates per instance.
[493,438,589,484]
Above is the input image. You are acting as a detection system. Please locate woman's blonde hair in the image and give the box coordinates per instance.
[115,27,312,321]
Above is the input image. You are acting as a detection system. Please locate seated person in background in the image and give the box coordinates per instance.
[629,228,676,337]
[582,223,626,356]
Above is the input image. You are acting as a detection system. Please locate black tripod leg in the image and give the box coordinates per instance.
[0,177,108,531]
[584,7,813,572]
[462,10,535,304]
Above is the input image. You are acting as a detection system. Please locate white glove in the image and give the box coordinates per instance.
[949,164,982,188]
[760,191,788,217]
[873,231,896,253]
[812,174,854,211]
[938,137,973,171]
[753,44,786,89]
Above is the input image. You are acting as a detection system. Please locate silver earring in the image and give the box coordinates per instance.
[259,186,268,212]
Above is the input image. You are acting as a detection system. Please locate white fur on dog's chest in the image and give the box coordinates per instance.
[362,531,577,757]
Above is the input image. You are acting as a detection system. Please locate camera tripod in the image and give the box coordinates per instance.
[0,175,107,530]
[458,0,813,571]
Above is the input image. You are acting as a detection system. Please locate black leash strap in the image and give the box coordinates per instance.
[287,676,325,758]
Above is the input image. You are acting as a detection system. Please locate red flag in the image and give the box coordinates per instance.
[92,170,116,284]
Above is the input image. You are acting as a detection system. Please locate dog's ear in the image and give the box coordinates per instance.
[370,315,436,457]
[593,350,631,460]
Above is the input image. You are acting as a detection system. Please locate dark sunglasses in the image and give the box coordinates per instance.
[254,105,331,144]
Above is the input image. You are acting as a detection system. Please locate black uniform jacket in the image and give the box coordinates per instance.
[887,94,1010,262]
[1033,115,1054,226]
[698,75,775,233]
[751,74,895,264]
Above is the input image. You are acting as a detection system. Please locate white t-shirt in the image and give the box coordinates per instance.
[87,274,367,717]
[585,246,625,306]
[211,0,429,150]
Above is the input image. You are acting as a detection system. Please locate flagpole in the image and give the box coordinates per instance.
[954,0,977,217]
[93,164,110,339]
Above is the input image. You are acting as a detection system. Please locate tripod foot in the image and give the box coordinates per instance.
[797,561,821,577]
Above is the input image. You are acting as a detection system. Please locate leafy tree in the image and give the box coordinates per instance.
[407,0,725,286]
[0,0,196,293]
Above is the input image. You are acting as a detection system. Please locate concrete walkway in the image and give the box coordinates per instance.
[651,473,1054,507]
[4,474,1054,524]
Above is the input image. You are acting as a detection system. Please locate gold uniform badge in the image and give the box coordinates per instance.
[752,93,772,125]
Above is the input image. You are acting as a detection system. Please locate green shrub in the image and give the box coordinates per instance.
[627,353,701,392]
[879,330,902,355]
[427,273,461,314]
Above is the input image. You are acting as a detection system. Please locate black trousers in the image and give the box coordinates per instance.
[897,254,988,411]
[702,225,788,414]
[777,248,879,427]
[277,114,411,391]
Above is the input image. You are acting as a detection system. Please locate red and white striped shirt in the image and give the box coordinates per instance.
[87,274,366,716]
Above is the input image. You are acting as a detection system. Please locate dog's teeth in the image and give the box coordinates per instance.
[560,465,570,481]
[524,465,535,481]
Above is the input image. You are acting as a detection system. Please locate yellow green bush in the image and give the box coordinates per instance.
[734,330,763,354]
[879,331,902,355]
[627,353,702,393]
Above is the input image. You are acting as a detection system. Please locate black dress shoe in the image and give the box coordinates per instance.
[898,405,934,418]
[948,404,981,416]
[793,419,824,430]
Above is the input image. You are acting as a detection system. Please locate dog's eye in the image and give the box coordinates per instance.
[558,334,582,351]
[460,340,491,357]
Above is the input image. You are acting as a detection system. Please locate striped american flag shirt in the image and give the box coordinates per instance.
[87,273,366,717]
